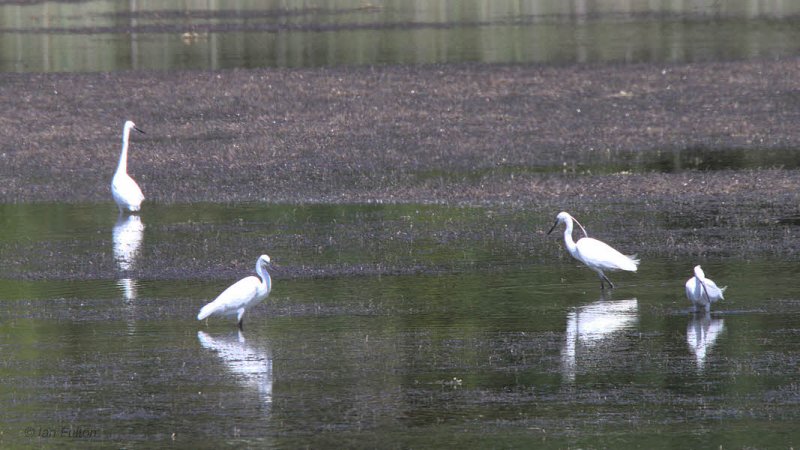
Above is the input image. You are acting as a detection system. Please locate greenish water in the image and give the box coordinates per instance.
[1,0,800,72]
[0,203,798,448]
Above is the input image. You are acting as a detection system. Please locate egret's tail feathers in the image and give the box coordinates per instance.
[197,303,214,321]
[624,254,640,272]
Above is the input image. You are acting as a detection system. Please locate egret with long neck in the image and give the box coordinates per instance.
[548,211,639,289]
[111,120,145,214]
[198,255,273,330]
[685,265,726,313]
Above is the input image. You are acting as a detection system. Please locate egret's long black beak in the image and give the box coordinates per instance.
[699,278,711,302]
[134,126,145,134]
[547,219,559,235]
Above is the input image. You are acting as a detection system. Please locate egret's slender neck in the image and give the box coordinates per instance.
[256,261,272,292]
[694,267,705,280]
[562,218,579,257]
[116,127,131,175]
[694,270,710,300]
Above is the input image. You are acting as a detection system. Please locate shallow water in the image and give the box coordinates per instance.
[0,202,798,447]
[2,0,800,72]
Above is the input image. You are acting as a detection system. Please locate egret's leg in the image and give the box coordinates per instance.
[598,272,615,290]
[237,308,246,330]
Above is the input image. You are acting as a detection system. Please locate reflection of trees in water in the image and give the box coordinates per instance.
[562,298,638,382]
[197,331,273,408]
[2,2,800,72]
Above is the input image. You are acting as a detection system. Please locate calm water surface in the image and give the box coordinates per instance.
[0,203,798,447]
[1,0,799,72]
[1,2,799,446]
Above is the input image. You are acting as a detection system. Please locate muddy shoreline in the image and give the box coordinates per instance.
[0,59,798,263]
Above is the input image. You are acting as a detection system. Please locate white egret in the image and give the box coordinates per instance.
[548,211,640,289]
[111,120,145,214]
[685,265,726,313]
[198,255,272,329]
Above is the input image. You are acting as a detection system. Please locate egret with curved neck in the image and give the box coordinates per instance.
[198,255,273,330]
[111,120,145,214]
[548,211,639,290]
[685,265,726,313]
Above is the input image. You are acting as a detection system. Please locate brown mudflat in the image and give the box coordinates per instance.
[0,60,797,260]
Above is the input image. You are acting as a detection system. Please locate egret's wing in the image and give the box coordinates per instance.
[112,174,145,204]
[685,277,705,304]
[685,277,696,301]
[198,276,260,320]
[576,237,639,272]
[701,278,726,301]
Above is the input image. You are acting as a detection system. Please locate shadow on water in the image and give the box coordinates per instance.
[415,146,800,185]
[641,146,800,173]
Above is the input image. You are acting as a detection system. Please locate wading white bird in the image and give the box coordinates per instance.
[685,265,726,313]
[111,120,145,214]
[548,211,640,289]
[198,255,272,329]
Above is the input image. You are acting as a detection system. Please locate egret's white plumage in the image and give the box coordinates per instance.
[111,120,145,213]
[685,265,726,312]
[548,211,639,289]
[198,255,272,329]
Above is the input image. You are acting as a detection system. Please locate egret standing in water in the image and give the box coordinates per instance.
[548,211,640,289]
[111,120,145,214]
[198,255,272,330]
[685,265,726,313]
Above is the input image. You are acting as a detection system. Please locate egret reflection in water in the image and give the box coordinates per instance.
[562,298,639,382]
[687,313,725,371]
[113,214,144,270]
[197,330,273,408]
[112,214,144,301]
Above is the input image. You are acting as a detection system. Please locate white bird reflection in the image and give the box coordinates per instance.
[113,215,144,301]
[686,313,725,371]
[562,298,638,382]
[113,215,144,271]
[116,278,138,301]
[197,330,273,408]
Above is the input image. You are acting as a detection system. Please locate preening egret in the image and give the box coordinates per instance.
[111,120,145,214]
[685,265,726,312]
[548,211,639,289]
[198,255,272,329]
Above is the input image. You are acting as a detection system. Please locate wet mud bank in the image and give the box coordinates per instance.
[0,59,798,264]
